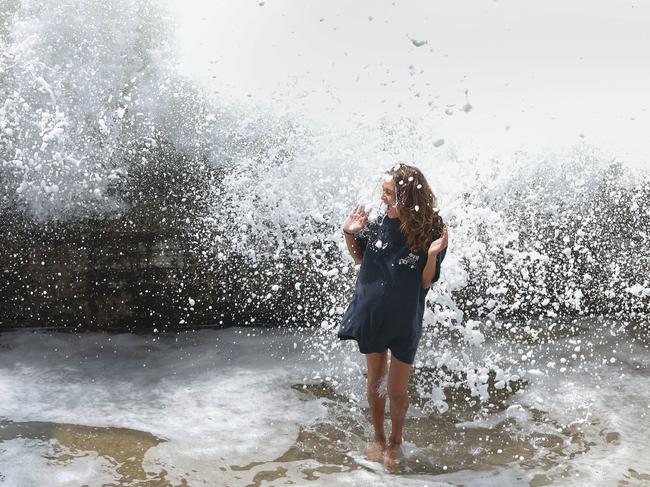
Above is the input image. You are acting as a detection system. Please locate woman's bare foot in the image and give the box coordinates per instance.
[383,442,403,467]
[364,439,387,462]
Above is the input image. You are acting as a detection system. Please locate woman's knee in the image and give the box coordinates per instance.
[387,354,412,405]
[368,372,388,398]
[388,386,409,407]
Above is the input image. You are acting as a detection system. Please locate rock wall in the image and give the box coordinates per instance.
[1,214,222,330]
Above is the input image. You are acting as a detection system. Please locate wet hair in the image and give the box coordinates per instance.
[386,163,444,253]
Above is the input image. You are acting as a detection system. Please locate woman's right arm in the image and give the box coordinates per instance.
[342,204,368,265]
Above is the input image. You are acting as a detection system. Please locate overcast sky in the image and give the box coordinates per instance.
[167,0,650,168]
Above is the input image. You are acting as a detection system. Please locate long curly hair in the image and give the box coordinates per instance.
[386,163,444,254]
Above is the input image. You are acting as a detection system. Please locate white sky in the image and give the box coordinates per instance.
[167,0,650,168]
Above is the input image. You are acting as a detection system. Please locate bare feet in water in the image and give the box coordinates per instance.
[383,442,403,467]
[364,439,387,462]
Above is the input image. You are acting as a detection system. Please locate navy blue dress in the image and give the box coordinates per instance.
[337,215,447,364]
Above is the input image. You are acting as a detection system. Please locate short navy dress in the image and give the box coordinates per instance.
[337,214,447,364]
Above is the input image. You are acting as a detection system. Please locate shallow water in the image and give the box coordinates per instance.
[0,325,648,486]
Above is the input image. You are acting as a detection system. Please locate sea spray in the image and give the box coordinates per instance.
[193,125,648,412]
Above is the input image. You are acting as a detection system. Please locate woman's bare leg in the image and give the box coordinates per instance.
[385,354,412,466]
[365,350,388,460]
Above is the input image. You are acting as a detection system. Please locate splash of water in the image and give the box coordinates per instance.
[1,0,648,416]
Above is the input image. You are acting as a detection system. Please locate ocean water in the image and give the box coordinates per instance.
[0,325,648,486]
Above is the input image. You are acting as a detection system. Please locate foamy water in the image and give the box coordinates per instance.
[0,325,648,486]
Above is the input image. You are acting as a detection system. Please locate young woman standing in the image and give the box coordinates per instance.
[338,163,448,466]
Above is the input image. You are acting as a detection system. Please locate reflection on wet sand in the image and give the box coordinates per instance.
[223,380,595,486]
[0,419,181,486]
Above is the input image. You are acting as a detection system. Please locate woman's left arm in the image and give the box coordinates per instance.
[422,225,448,289]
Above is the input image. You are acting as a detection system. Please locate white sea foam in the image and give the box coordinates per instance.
[0,328,326,485]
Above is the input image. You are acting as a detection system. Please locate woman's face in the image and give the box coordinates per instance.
[381,179,399,218]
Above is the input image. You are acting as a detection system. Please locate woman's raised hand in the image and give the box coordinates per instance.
[428,224,448,255]
[343,204,368,235]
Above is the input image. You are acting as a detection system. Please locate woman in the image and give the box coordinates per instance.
[338,163,448,466]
